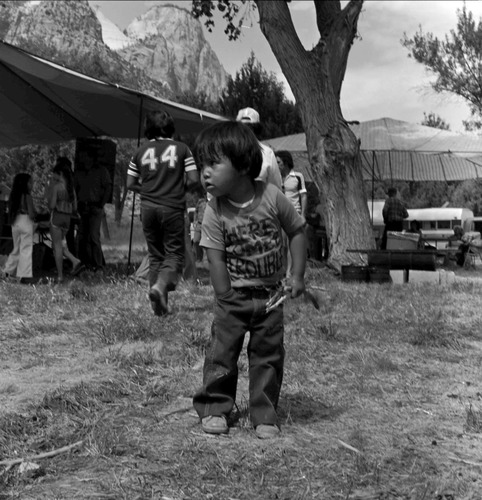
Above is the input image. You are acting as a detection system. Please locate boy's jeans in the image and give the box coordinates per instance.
[141,204,185,290]
[193,287,284,428]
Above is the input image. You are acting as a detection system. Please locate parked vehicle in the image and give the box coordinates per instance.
[368,200,478,248]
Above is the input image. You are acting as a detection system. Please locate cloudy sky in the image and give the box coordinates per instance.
[89,0,482,132]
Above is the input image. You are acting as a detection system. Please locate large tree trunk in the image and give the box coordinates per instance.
[256,0,375,269]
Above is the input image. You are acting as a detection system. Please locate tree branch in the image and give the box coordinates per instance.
[255,1,314,104]
[0,440,83,468]
[314,1,341,39]
[327,0,363,97]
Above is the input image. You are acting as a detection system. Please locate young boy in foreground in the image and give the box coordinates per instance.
[192,121,307,439]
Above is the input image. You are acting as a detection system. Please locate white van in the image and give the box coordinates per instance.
[368,201,477,248]
[405,207,475,247]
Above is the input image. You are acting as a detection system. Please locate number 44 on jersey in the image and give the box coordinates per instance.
[141,145,178,171]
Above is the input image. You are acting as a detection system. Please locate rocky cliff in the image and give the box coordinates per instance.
[0,0,167,98]
[118,4,227,100]
[0,1,227,102]
[1,1,105,62]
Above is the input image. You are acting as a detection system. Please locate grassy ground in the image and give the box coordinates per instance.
[1,243,482,498]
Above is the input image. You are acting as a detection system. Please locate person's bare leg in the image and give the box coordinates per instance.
[50,226,64,281]
[63,244,80,268]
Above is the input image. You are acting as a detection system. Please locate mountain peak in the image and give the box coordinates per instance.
[92,4,132,50]
[0,0,227,103]
[126,4,201,43]
[119,3,227,100]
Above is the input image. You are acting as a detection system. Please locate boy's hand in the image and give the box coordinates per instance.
[284,276,305,299]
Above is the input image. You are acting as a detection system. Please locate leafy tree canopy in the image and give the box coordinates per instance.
[452,178,482,214]
[191,0,256,41]
[220,52,303,140]
[402,5,482,131]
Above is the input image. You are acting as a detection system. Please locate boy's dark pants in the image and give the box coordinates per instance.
[193,287,284,428]
[141,204,185,290]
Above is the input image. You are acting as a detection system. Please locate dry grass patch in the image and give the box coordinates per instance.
[1,264,482,499]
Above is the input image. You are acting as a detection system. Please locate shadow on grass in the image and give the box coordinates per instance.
[280,392,346,423]
[228,392,345,428]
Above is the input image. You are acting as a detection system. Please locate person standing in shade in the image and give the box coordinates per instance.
[1,173,36,283]
[47,162,84,283]
[276,150,307,220]
[74,154,112,272]
[236,107,282,190]
[381,187,409,250]
[276,150,307,275]
[45,157,77,256]
[127,110,200,316]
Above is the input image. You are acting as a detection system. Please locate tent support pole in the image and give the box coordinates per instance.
[371,151,375,225]
[128,97,144,268]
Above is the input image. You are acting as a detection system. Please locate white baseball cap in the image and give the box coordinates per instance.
[236,107,260,124]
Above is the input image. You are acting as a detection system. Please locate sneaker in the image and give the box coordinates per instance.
[201,415,229,435]
[255,424,280,439]
[149,283,168,316]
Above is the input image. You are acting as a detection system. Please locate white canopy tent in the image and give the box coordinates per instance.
[264,117,482,182]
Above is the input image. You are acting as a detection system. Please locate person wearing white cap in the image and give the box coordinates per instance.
[236,107,282,190]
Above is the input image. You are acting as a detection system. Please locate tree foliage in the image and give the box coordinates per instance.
[452,178,482,214]
[421,111,450,130]
[0,142,74,213]
[366,179,458,211]
[173,90,222,115]
[219,52,303,139]
[402,5,482,131]
[191,0,257,41]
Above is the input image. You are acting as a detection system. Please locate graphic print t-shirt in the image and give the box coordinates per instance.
[201,182,304,288]
[128,138,196,210]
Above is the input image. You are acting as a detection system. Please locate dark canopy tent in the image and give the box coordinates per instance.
[0,40,226,264]
[0,39,225,147]
[264,117,482,183]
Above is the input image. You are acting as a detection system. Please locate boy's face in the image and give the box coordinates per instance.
[201,156,246,198]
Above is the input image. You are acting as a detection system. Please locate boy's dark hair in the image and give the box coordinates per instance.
[193,121,262,181]
[144,110,175,140]
[275,150,294,171]
[387,187,397,197]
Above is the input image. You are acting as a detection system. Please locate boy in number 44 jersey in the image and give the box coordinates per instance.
[127,110,200,316]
